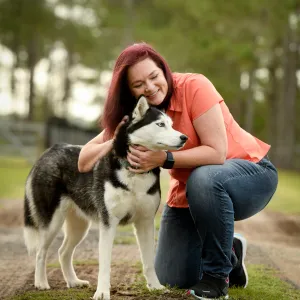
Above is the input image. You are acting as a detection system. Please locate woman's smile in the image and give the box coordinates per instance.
[127,58,168,106]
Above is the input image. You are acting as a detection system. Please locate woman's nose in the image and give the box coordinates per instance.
[145,81,155,92]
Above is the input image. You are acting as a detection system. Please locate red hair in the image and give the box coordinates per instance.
[101,42,174,140]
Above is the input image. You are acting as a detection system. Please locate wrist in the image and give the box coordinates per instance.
[159,151,168,167]
[162,151,175,169]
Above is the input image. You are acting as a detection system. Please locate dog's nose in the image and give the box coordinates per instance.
[180,135,188,142]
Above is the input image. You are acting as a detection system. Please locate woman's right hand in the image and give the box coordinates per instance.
[113,115,129,140]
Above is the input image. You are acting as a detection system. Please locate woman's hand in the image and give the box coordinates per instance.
[113,115,129,140]
[127,145,167,173]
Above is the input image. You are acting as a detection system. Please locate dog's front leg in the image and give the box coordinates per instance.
[93,217,118,300]
[134,219,164,290]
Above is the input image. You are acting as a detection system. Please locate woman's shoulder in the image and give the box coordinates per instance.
[172,72,210,89]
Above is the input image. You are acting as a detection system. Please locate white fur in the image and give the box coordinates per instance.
[130,99,184,151]
[25,173,39,226]
[94,170,162,299]
[24,173,40,255]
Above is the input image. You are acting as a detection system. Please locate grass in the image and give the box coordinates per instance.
[9,288,96,300]
[0,156,31,201]
[8,264,300,300]
[267,169,300,214]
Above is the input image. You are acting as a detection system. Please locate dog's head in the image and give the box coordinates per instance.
[126,96,188,151]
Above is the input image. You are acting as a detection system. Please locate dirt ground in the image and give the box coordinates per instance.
[0,199,300,300]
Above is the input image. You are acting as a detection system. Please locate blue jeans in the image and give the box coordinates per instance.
[154,157,278,288]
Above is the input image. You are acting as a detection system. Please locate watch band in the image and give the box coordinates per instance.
[162,151,175,169]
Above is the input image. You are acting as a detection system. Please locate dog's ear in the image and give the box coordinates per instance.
[132,96,149,123]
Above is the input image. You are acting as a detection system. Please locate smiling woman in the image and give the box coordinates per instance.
[127,58,168,106]
[78,42,278,300]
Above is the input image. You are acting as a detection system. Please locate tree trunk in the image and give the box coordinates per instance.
[275,23,298,169]
[123,0,134,46]
[10,0,23,106]
[27,36,38,121]
[244,71,254,134]
[61,47,73,116]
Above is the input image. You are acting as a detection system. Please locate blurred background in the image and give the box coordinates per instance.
[0,0,299,201]
[0,2,300,298]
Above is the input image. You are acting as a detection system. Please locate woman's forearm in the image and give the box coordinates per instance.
[78,139,113,173]
[172,145,226,168]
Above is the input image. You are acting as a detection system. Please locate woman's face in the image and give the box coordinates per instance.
[127,58,168,106]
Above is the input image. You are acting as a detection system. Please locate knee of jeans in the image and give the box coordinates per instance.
[186,166,217,205]
[155,259,195,289]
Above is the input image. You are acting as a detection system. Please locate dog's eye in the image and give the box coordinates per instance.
[157,122,165,127]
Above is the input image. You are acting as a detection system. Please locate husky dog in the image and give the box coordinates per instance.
[23,96,187,300]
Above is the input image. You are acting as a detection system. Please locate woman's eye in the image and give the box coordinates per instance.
[134,84,142,88]
[151,75,158,80]
[157,122,165,127]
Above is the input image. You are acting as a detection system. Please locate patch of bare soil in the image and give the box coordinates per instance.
[0,199,300,300]
[235,211,300,288]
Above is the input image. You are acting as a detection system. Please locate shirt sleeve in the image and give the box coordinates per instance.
[185,74,224,121]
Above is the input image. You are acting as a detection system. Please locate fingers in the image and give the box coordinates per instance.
[117,116,129,128]
[128,166,147,173]
[127,152,140,167]
[121,115,129,123]
[114,115,129,138]
[130,145,148,151]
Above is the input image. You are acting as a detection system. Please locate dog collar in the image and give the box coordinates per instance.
[119,158,132,169]
[118,158,150,174]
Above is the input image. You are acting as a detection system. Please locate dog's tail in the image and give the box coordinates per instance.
[23,180,39,256]
[23,224,39,256]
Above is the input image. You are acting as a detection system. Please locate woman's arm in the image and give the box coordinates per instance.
[127,104,227,172]
[172,103,228,168]
[78,116,129,173]
[78,131,113,173]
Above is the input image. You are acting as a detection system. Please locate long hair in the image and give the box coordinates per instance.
[101,42,174,140]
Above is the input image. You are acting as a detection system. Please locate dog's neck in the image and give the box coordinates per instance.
[112,123,151,174]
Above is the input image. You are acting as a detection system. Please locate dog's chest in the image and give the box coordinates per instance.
[118,168,156,192]
[104,168,159,221]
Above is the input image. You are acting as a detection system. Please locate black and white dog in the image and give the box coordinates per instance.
[23,96,187,300]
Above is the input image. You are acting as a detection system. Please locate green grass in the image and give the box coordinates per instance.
[229,265,300,300]
[8,264,300,300]
[47,259,99,268]
[267,169,300,214]
[0,156,31,200]
[9,288,96,300]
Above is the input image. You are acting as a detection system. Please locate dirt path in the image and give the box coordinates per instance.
[0,199,299,299]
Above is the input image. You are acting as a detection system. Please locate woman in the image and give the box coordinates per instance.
[78,43,278,299]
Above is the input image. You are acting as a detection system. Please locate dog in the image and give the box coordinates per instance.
[23,96,188,300]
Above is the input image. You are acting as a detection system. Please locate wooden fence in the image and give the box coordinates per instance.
[0,118,98,164]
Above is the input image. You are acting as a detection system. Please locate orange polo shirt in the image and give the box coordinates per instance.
[166,73,270,208]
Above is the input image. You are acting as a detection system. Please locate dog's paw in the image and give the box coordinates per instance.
[67,279,90,288]
[93,290,110,300]
[147,282,165,290]
[35,282,50,290]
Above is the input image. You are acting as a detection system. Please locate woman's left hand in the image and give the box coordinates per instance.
[127,145,166,173]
